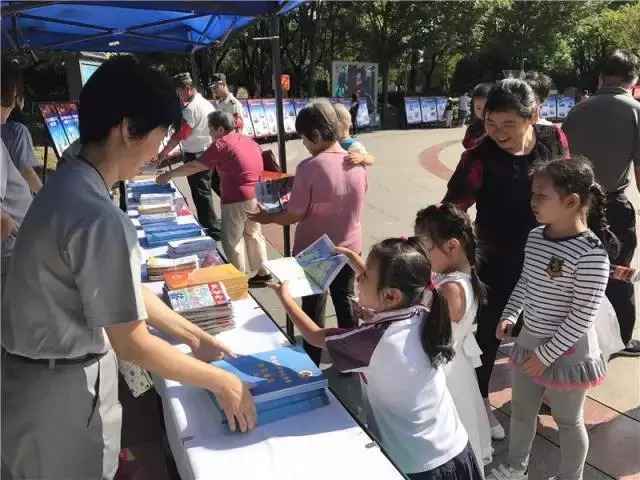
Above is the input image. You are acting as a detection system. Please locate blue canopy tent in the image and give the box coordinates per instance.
[2,2,297,313]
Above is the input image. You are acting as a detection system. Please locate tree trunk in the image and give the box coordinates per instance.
[408,48,418,94]
[381,60,389,127]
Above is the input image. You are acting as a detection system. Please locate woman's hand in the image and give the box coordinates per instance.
[496,319,515,340]
[522,353,546,377]
[211,372,257,433]
[156,172,172,185]
[191,334,236,362]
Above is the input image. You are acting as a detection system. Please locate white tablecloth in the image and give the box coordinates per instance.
[128,181,404,480]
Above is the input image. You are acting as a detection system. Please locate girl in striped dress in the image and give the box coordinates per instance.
[489,157,616,480]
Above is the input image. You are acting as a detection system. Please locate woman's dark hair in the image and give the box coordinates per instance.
[469,82,493,123]
[208,111,235,132]
[524,71,552,104]
[295,100,339,143]
[531,156,620,259]
[600,49,639,84]
[485,78,537,119]
[368,237,454,367]
[414,203,487,306]
[79,56,182,144]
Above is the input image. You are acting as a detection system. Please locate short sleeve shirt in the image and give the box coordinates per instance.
[324,307,468,473]
[181,92,215,153]
[198,132,263,204]
[1,139,32,258]
[287,146,367,255]
[0,121,38,171]
[2,156,147,359]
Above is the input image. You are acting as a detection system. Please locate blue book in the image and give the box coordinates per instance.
[144,227,204,248]
[212,388,330,430]
[211,346,327,403]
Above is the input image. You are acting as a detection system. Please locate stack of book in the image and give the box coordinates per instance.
[167,237,216,257]
[210,346,329,429]
[129,181,175,201]
[142,222,204,248]
[166,282,234,335]
[146,255,199,282]
[139,212,178,225]
[164,264,248,300]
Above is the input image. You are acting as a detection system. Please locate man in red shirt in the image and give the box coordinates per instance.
[157,111,271,286]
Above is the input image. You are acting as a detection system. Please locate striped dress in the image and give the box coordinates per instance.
[502,226,610,388]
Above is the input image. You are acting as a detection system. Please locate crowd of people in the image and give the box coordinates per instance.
[1,47,639,480]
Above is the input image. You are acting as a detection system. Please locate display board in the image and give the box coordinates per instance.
[331,61,378,125]
[356,98,370,127]
[540,95,558,120]
[556,96,576,119]
[54,103,80,144]
[420,97,438,123]
[294,99,308,115]
[404,97,422,125]
[283,99,297,134]
[262,99,278,136]
[247,100,270,138]
[239,100,255,138]
[39,103,72,158]
[79,58,101,86]
[435,97,449,122]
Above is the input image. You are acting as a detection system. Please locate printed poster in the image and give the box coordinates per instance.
[404,97,422,125]
[239,100,255,138]
[54,103,80,144]
[294,99,308,115]
[356,99,370,127]
[262,98,278,136]
[435,97,449,122]
[540,95,558,120]
[283,99,297,134]
[39,103,70,158]
[420,97,438,123]
[556,96,576,119]
[247,99,270,138]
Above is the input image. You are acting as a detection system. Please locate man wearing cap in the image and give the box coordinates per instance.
[211,73,244,133]
[158,72,221,239]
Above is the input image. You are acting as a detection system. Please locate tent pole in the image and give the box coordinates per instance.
[270,15,293,340]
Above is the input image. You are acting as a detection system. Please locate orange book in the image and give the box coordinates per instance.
[164,264,248,300]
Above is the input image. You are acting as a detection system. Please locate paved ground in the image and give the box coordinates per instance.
[119,127,640,480]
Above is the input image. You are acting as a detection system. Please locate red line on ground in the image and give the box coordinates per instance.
[418,140,460,181]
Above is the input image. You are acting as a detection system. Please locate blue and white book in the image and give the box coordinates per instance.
[263,234,348,297]
[211,346,327,403]
[144,225,204,248]
[210,346,329,429]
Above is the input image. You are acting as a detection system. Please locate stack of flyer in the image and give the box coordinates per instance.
[166,282,234,335]
[210,346,329,429]
[146,255,199,282]
[163,264,248,301]
[137,192,177,222]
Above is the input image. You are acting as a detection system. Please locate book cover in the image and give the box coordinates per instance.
[263,234,348,297]
[39,103,71,157]
[255,176,294,214]
[54,103,80,144]
[163,264,247,300]
[211,346,327,404]
[144,227,204,248]
[167,282,230,314]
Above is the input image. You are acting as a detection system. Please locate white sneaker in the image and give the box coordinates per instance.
[487,464,528,480]
[491,423,506,440]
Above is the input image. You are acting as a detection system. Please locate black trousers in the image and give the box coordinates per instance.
[475,251,524,398]
[407,443,483,480]
[301,264,357,365]
[605,192,637,344]
[184,152,221,237]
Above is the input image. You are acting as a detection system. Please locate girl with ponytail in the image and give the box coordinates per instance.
[270,237,482,480]
[415,203,493,471]
[488,157,622,480]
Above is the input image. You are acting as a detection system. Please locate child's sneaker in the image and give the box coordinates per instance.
[487,465,528,480]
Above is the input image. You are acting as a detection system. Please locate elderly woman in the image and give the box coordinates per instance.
[444,79,569,440]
